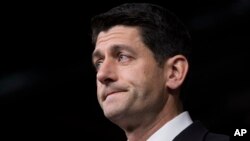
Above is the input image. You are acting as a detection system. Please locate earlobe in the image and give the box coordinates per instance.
[165,55,189,90]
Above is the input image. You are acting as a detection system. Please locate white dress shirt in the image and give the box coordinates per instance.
[147,111,193,141]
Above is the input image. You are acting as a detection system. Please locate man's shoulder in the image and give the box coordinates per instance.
[205,132,230,141]
[173,121,230,141]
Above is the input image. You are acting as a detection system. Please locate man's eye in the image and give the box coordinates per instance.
[94,60,103,70]
[118,54,130,62]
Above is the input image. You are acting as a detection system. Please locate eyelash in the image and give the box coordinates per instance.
[118,54,130,62]
[94,60,103,70]
[94,53,132,70]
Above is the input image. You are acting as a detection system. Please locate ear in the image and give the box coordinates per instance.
[164,55,189,90]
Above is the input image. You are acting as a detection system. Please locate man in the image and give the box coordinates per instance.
[91,3,229,141]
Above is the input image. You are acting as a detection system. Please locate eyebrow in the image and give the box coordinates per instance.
[92,44,135,62]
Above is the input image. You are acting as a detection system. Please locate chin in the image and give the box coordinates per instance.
[103,107,126,121]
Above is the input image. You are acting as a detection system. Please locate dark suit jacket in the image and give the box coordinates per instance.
[173,121,230,141]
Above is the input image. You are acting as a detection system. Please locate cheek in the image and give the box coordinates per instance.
[120,66,143,83]
[96,83,103,104]
[133,65,164,94]
[121,64,154,92]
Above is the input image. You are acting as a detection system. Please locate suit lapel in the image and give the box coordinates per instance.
[173,121,209,141]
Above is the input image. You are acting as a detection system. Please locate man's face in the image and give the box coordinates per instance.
[92,25,168,122]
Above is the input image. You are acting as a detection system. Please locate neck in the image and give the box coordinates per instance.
[124,95,183,141]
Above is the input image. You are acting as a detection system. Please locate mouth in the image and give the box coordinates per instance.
[104,90,126,100]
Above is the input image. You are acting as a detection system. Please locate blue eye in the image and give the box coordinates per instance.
[118,54,130,62]
[95,60,103,70]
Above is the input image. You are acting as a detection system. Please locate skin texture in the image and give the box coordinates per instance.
[92,25,188,141]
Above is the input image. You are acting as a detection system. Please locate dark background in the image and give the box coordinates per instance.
[1,0,250,140]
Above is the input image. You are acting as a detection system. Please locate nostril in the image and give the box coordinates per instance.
[97,72,116,85]
[96,69,116,84]
[103,78,115,84]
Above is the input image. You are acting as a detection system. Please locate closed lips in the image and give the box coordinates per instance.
[104,90,126,100]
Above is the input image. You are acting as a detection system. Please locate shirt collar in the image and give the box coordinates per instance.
[147,111,193,141]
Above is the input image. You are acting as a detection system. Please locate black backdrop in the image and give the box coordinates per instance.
[1,0,250,140]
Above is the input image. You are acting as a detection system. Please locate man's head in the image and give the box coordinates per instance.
[91,3,191,129]
[91,3,191,66]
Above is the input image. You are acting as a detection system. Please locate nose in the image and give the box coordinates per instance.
[96,59,117,85]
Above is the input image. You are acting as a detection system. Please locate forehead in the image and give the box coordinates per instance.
[95,25,142,49]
